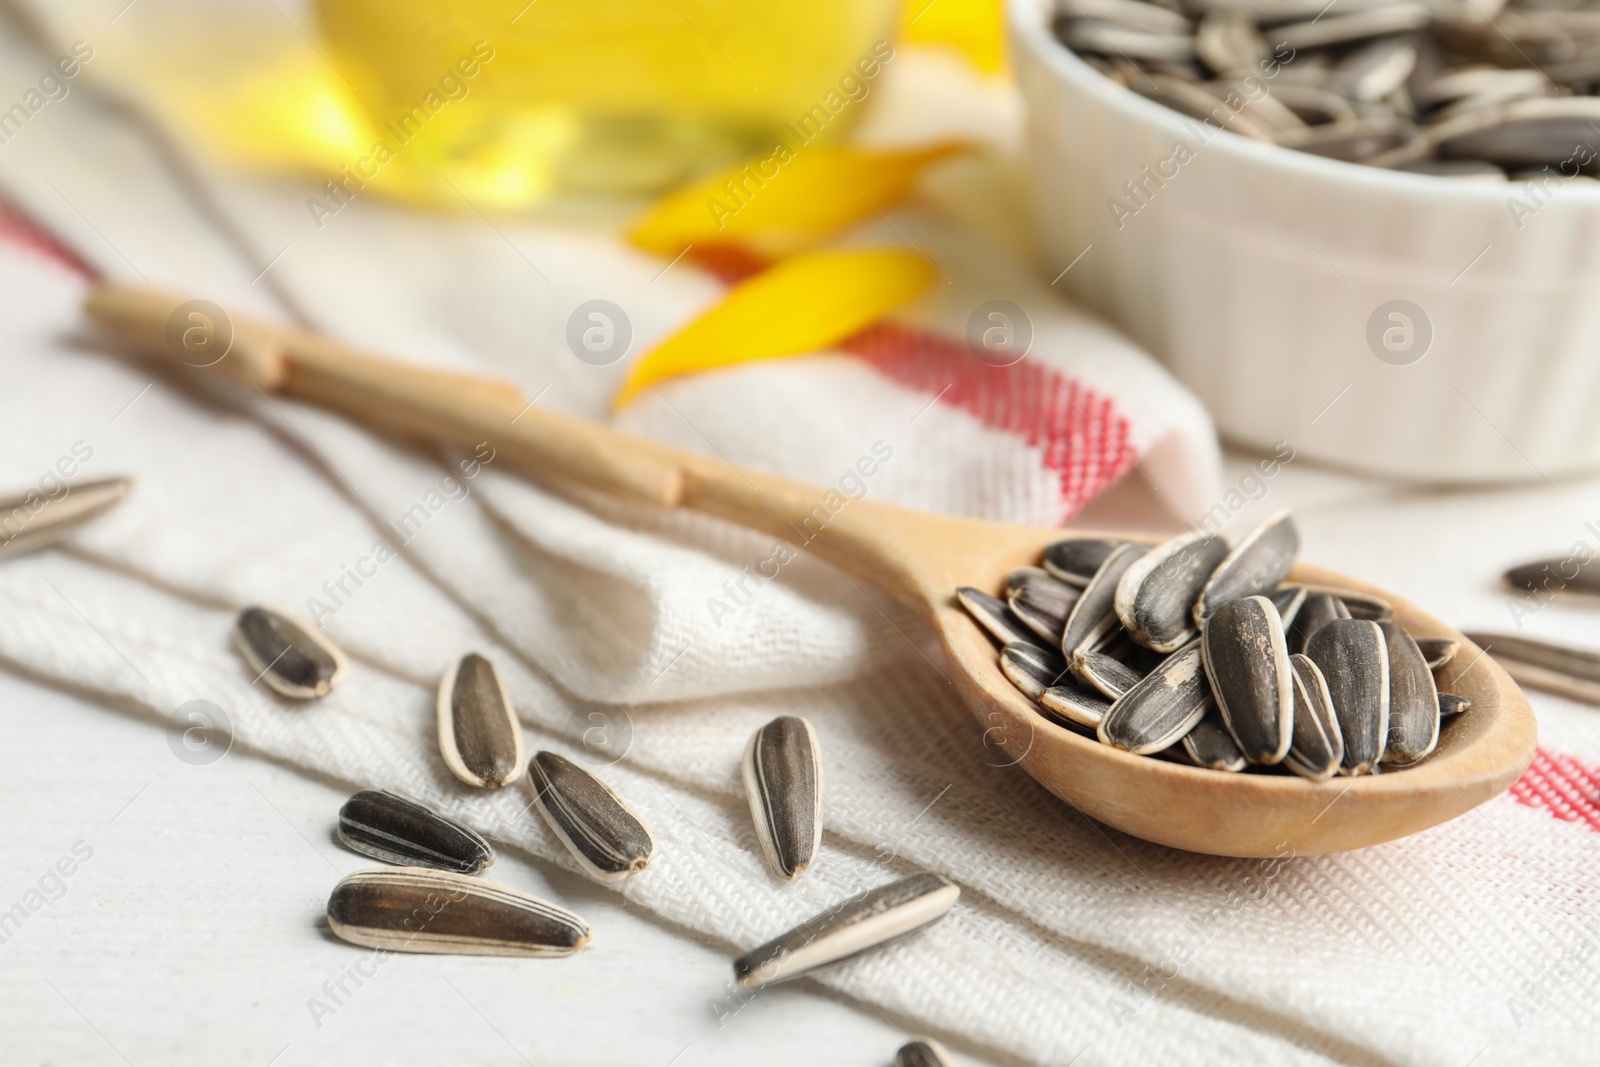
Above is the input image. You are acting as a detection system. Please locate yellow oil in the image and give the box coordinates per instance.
[315,0,901,204]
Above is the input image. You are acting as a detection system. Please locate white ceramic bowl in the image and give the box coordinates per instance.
[1009,0,1600,484]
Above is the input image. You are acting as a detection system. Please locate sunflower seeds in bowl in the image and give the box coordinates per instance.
[957,512,1471,778]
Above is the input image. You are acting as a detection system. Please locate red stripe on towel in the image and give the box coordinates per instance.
[0,202,95,278]
[1510,747,1600,833]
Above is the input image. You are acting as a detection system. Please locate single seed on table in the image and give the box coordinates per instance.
[1042,537,1128,587]
[956,588,1044,650]
[233,606,348,699]
[1289,592,1350,655]
[1115,530,1229,652]
[896,1037,958,1067]
[1272,585,1309,631]
[1007,571,1079,645]
[1061,542,1149,655]
[336,790,494,873]
[1201,595,1293,765]
[0,475,134,560]
[326,867,590,957]
[1000,642,1070,701]
[732,872,958,988]
[1182,712,1247,772]
[1307,619,1390,775]
[1462,631,1600,706]
[1098,640,1212,755]
[1040,680,1113,730]
[437,652,525,790]
[1379,622,1440,766]
[1193,510,1300,625]
[529,751,656,883]
[1503,557,1600,597]
[740,716,824,880]
[1284,653,1343,781]
[1438,693,1471,717]
[1072,648,1144,699]
[1415,637,1459,671]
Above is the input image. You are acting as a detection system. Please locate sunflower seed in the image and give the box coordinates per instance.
[1196,10,1267,76]
[1278,116,1422,163]
[1381,621,1440,766]
[1462,631,1600,705]
[1008,572,1080,645]
[1273,4,1432,52]
[732,873,958,988]
[1115,531,1228,652]
[1059,0,1191,34]
[0,476,134,560]
[1304,588,1391,622]
[1503,557,1600,597]
[1307,619,1390,775]
[896,1037,958,1067]
[336,790,493,874]
[1289,592,1351,654]
[1098,640,1212,754]
[1202,595,1293,764]
[956,588,1044,649]
[1436,98,1600,166]
[1272,585,1309,631]
[1062,542,1149,655]
[1060,20,1198,62]
[233,606,348,699]
[1415,637,1459,670]
[1042,537,1127,587]
[1182,711,1247,772]
[1006,566,1052,596]
[437,653,525,790]
[1133,74,1277,140]
[1336,37,1417,101]
[1438,693,1471,717]
[1040,679,1114,729]
[1285,653,1343,780]
[740,716,824,880]
[1001,642,1070,701]
[1273,84,1358,125]
[326,867,590,957]
[1417,66,1549,109]
[529,751,656,883]
[1193,510,1300,624]
[1072,648,1144,699]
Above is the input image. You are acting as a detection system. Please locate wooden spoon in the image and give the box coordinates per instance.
[85,284,1537,857]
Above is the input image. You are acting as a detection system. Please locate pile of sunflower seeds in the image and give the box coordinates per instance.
[1052,0,1600,176]
[959,509,1471,777]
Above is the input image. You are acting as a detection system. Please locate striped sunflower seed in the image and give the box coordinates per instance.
[326,867,590,957]
[1306,619,1390,775]
[437,653,526,790]
[1040,679,1113,730]
[1042,537,1128,587]
[1182,712,1247,772]
[741,716,824,880]
[529,751,656,883]
[1192,511,1300,625]
[1415,637,1459,670]
[1001,642,1070,701]
[896,1038,958,1067]
[1296,585,1392,622]
[0,476,134,560]
[1202,595,1293,764]
[1439,693,1471,717]
[336,790,493,874]
[1007,571,1080,645]
[1115,531,1229,653]
[1273,3,1431,52]
[1379,622,1440,766]
[956,588,1044,650]
[1289,592,1350,654]
[1463,631,1600,706]
[233,606,348,699]
[1272,585,1309,631]
[733,872,958,989]
[1098,640,1212,755]
[1285,653,1343,781]
[1006,566,1051,595]
[1061,542,1149,655]
[1071,648,1143,699]
[1503,557,1600,597]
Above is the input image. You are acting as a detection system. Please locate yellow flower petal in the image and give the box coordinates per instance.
[614,248,935,408]
[627,142,969,259]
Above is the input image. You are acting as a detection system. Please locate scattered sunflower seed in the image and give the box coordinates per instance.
[732,873,959,988]
[1307,619,1391,775]
[1182,711,1248,772]
[336,790,493,874]
[1203,596,1293,764]
[1040,679,1114,729]
[741,716,824,880]
[1193,510,1300,625]
[1462,630,1600,705]
[1416,637,1460,670]
[1285,653,1343,780]
[1042,537,1127,587]
[1439,692,1472,716]
[896,1038,959,1067]
[1503,557,1600,597]
[326,867,590,957]
[437,653,526,790]
[1062,542,1149,655]
[1001,642,1070,701]
[529,751,656,883]
[233,606,348,699]
[1072,648,1144,699]
[957,588,1044,649]
[1098,640,1213,754]
[0,476,134,560]
[1008,571,1080,645]
[1116,531,1229,652]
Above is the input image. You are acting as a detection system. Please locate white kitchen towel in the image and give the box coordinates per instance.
[1,3,1599,1066]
